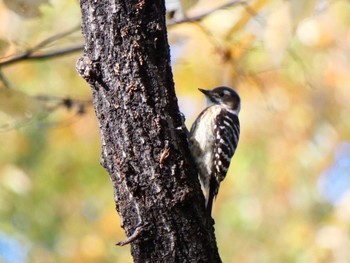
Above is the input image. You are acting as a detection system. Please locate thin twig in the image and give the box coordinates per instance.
[0,45,83,67]
[32,25,81,50]
[0,25,82,67]
[116,225,145,246]
[168,0,245,27]
[287,48,314,89]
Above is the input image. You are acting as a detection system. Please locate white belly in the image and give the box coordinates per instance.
[190,106,222,184]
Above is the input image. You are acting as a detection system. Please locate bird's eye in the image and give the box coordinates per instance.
[218,92,224,97]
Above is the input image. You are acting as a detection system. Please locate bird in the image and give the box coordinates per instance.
[189,86,241,216]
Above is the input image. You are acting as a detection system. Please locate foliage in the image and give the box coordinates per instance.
[1,0,350,262]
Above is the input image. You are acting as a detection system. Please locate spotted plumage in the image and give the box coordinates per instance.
[189,86,241,216]
[213,110,240,188]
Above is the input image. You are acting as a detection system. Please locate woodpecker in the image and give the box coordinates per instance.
[189,86,241,216]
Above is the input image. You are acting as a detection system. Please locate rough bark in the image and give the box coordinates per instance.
[77,0,221,262]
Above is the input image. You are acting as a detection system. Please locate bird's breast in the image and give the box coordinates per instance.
[190,106,223,177]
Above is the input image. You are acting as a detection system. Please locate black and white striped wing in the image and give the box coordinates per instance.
[213,109,240,186]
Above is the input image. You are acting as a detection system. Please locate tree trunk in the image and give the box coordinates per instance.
[76,0,221,262]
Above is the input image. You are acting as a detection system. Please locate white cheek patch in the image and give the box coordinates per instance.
[223,90,231,96]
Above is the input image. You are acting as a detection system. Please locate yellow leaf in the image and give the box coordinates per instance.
[225,0,269,39]
[264,1,292,66]
[3,0,49,18]
[0,39,10,55]
[0,88,43,121]
[290,0,317,24]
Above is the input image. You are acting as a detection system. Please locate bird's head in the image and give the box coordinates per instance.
[199,86,241,114]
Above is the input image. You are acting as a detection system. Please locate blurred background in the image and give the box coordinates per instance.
[1,0,350,262]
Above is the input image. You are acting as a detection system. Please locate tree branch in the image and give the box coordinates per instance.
[168,0,245,26]
[0,45,83,67]
[0,25,82,67]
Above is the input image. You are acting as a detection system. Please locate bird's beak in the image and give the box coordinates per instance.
[199,88,217,105]
[198,88,212,97]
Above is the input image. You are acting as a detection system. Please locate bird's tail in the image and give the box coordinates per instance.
[206,178,219,217]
